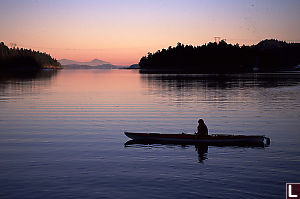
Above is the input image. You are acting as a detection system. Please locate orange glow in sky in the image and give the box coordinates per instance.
[1,0,299,65]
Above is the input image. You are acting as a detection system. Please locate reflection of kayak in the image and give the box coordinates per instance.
[124,132,270,146]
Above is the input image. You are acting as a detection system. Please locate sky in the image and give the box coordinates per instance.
[1,0,300,65]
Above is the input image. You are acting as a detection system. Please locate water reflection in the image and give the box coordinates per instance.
[125,141,266,163]
[140,72,300,107]
[0,70,58,98]
[0,69,58,81]
[195,144,208,163]
[140,72,300,90]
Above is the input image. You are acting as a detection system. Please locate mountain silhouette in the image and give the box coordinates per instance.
[59,59,110,66]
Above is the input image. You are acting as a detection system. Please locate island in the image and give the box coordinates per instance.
[0,42,61,72]
[139,39,300,73]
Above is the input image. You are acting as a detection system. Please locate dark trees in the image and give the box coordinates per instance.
[0,42,61,71]
[139,39,300,73]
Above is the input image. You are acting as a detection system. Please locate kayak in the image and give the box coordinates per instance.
[124,132,270,146]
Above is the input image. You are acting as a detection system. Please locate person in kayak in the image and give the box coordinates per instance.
[196,119,208,136]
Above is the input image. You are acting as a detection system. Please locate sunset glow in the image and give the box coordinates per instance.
[1,0,299,65]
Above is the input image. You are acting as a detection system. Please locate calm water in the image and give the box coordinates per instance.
[0,69,300,199]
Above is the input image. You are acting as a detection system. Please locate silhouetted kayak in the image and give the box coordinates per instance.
[124,132,270,146]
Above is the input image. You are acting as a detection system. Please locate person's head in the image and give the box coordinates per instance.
[198,119,204,124]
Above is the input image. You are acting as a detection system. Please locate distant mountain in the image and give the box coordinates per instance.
[62,64,115,69]
[58,58,130,69]
[58,59,110,66]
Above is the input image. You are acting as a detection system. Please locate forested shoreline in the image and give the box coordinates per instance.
[0,42,61,71]
[139,39,300,73]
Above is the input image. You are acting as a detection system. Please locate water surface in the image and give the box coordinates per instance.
[0,69,299,198]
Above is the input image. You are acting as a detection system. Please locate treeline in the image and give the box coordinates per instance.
[139,39,300,73]
[0,42,61,71]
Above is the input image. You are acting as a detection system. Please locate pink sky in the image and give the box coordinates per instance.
[1,0,299,65]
